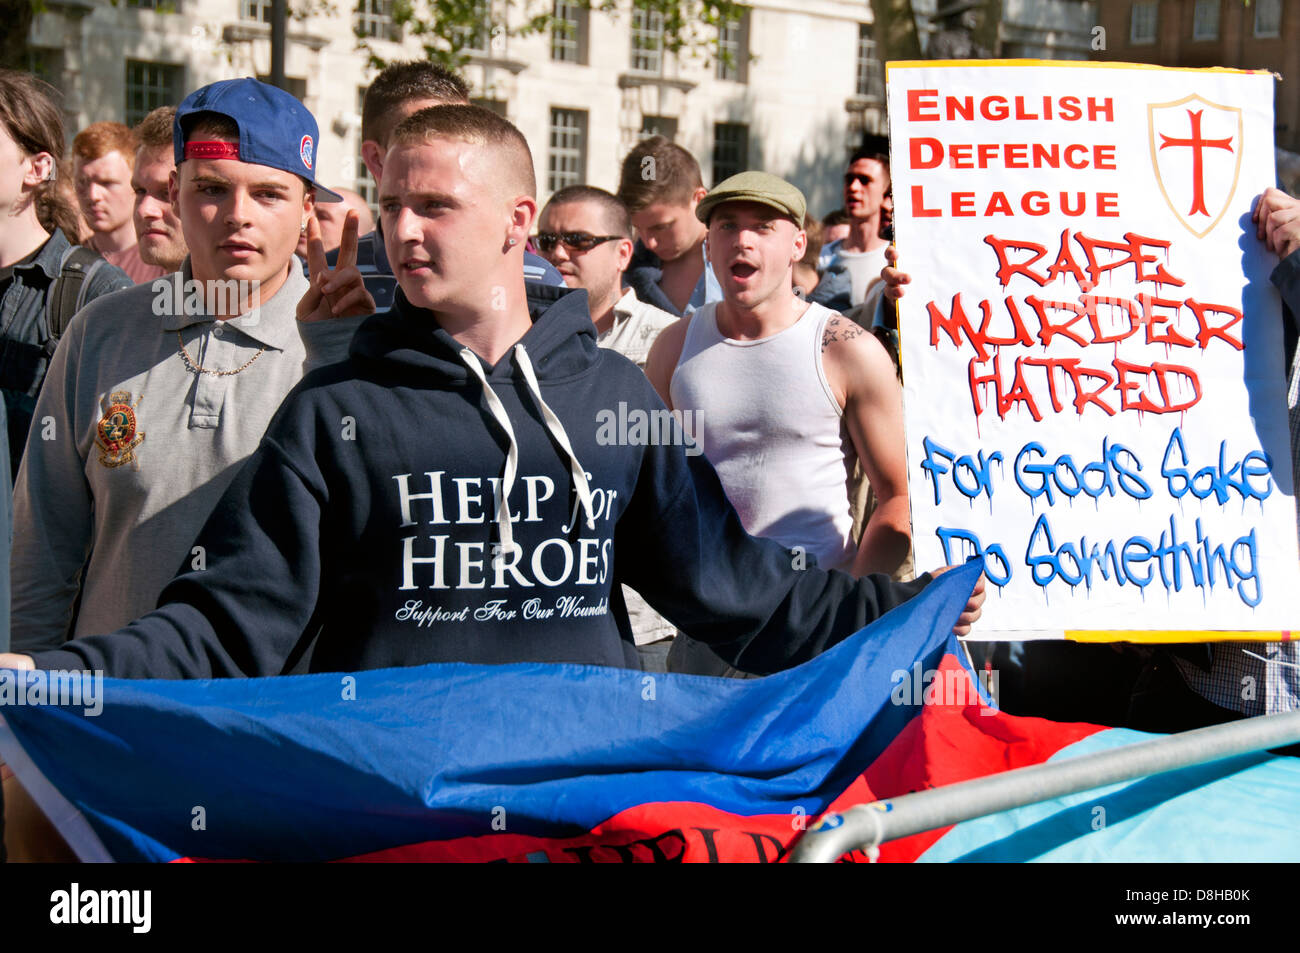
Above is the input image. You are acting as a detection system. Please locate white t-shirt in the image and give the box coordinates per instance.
[825,241,889,308]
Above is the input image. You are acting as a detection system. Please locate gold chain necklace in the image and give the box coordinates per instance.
[177,330,267,378]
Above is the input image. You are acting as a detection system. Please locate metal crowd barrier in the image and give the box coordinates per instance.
[788,709,1300,863]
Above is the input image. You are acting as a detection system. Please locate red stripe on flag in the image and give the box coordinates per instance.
[171,653,1104,864]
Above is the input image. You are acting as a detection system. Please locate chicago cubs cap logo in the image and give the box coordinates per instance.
[300,134,314,171]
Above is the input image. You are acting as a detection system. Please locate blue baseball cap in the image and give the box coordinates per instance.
[173,77,343,202]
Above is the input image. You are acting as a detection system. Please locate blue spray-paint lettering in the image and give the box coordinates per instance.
[1121,537,1156,588]
[921,436,1001,506]
[1109,440,1153,500]
[1014,442,1054,505]
[921,436,954,506]
[1026,513,1145,591]
[1161,428,1273,505]
[1015,438,1151,506]
[1024,512,1260,607]
[935,526,1013,586]
[954,449,1003,500]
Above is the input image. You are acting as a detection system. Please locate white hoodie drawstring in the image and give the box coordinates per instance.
[514,344,596,532]
[458,344,597,555]
[459,348,519,552]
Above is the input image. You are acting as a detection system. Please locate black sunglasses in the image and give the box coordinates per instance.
[534,232,623,253]
[844,172,876,187]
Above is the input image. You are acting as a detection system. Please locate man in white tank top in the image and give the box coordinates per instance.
[646,172,911,676]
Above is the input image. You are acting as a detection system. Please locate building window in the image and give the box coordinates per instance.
[548,107,587,193]
[552,0,588,64]
[256,75,308,102]
[125,60,180,126]
[712,122,748,185]
[355,0,401,41]
[856,23,883,98]
[126,0,172,8]
[471,97,508,116]
[240,0,271,22]
[1192,0,1218,39]
[26,48,60,90]
[454,0,492,54]
[716,11,748,83]
[1129,1,1157,44]
[640,115,677,140]
[1254,0,1281,37]
[630,2,664,73]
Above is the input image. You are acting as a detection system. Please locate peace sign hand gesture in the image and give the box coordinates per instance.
[297,209,377,323]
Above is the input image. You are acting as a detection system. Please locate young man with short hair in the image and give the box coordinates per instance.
[536,184,679,663]
[0,106,982,682]
[646,172,912,676]
[10,78,369,655]
[73,121,165,284]
[617,136,722,317]
[131,106,188,273]
[536,185,676,368]
[341,60,561,306]
[809,141,891,315]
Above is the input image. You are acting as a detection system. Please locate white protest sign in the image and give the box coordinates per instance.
[888,61,1299,638]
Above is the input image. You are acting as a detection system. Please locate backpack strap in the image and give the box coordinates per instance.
[47,245,105,344]
[73,254,106,315]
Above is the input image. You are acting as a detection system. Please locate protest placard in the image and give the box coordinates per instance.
[887,60,1299,639]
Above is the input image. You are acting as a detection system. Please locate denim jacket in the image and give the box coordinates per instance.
[623,240,721,318]
[0,228,131,474]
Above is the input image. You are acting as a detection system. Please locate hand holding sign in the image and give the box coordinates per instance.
[882,245,911,302]
[1253,187,1300,261]
[297,209,376,323]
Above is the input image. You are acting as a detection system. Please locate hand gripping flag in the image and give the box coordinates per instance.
[2,560,1298,862]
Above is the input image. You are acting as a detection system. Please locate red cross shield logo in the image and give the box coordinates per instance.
[1148,94,1243,239]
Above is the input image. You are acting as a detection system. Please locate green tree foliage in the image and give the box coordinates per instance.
[0,0,38,70]
[870,0,921,63]
[357,0,751,70]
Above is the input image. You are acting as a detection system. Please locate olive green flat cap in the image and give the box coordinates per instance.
[695,171,807,226]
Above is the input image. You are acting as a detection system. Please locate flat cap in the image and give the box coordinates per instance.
[695,171,806,226]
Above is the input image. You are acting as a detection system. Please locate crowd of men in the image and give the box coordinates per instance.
[0,56,1295,861]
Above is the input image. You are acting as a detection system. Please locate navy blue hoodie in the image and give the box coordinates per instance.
[30,286,930,677]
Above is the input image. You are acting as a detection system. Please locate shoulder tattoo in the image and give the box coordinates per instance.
[821,316,866,352]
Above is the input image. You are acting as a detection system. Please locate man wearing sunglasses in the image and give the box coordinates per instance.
[535,186,677,371]
[809,139,891,316]
[535,185,679,666]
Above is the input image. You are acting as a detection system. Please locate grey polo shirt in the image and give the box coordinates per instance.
[11,258,364,650]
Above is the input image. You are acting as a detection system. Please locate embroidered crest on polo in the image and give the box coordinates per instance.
[300,135,313,171]
[95,391,145,469]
